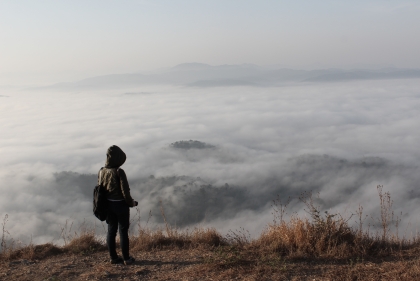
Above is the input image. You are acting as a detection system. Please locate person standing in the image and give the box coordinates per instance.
[98,145,137,265]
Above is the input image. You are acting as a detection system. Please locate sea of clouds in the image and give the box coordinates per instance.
[1,78,420,245]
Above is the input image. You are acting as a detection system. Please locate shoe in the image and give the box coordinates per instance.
[110,257,123,264]
[124,256,135,265]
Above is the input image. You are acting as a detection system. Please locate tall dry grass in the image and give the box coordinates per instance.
[1,185,419,263]
[58,219,106,254]
[130,202,225,251]
[253,186,417,259]
[130,227,224,251]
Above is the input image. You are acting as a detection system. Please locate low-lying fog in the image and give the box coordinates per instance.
[1,78,420,245]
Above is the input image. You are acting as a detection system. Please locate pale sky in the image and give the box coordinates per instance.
[1,0,420,85]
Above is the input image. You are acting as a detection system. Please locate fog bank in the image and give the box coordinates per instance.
[1,78,420,244]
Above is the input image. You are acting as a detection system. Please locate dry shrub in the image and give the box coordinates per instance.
[253,191,364,258]
[131,227,224,251]
[256,215,360,258]
[59,219,106,255]
[0,214,51,261]
[0,243,33,261]
[131,203,224,251]
[0,214,63,261]
[253,188,412,259]
[62,230,106,254]
[131,228,175,251]
[32,243,63,259]
[0,242,63,261]
[0,231,104,261]
[190,227,224,247]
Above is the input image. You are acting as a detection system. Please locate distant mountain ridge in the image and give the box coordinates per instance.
[41,64,420,90]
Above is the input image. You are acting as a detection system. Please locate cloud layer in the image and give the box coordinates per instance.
[1,78,420,244]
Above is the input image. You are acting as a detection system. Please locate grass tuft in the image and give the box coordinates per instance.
[131,227,224,251]
[62,231,106,255]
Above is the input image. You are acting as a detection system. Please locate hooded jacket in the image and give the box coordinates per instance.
[98,145,134,207]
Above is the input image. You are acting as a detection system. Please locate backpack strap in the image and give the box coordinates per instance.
[98,167,104,185]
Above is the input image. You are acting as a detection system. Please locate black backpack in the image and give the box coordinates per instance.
[93,168,108,221]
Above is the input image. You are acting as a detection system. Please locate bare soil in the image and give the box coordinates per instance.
[2,247,420,281]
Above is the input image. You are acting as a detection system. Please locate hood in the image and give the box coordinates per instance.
[105,145,126,168]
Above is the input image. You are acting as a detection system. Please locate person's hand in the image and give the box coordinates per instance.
[133,200,138,207]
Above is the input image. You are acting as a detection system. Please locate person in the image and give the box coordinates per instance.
[98,145,138,265]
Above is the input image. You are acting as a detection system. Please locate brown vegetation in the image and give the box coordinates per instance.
[1,185,420,280]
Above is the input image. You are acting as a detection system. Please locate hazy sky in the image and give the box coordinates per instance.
[1,0,420,85]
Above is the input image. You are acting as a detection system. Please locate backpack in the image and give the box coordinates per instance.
[93,168,108,221]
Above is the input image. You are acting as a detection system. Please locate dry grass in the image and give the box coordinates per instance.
[58,219,107,255]
[253,193,372,259]
[256,216,357,258]
[62,231,106,255]
[129,202,225,251]
[2,185,420,280]
[196,186,420,272]
[131,226,225,251]
[7,243,64,261]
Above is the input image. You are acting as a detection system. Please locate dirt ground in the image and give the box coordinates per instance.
[2,247,420,281]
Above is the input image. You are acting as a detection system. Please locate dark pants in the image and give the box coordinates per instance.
[106,200,130,260]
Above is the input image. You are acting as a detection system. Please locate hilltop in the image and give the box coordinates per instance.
[2,245,420,280]
[2,188,420,280]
